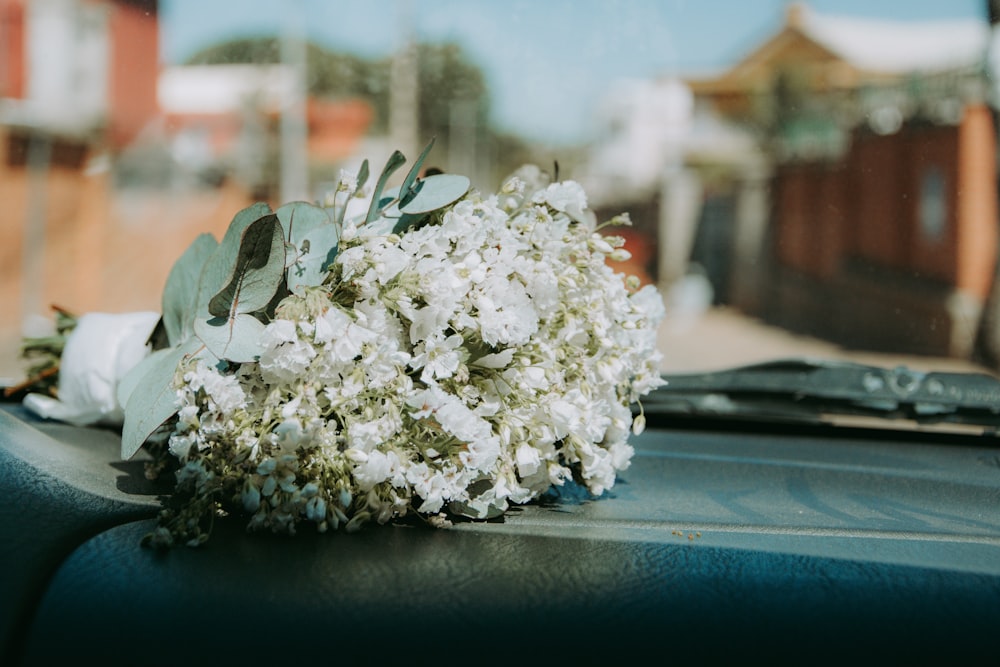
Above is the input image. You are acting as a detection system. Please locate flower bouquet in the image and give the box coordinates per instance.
[21,141,666,547]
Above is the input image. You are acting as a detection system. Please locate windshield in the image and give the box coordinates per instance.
[1,0,997,387]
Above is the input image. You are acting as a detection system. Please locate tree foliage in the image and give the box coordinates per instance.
[184,37,490,139]
[187,37,388,134]
[184,36,536,189]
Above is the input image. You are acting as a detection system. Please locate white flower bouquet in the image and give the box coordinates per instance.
[25,142,666,547]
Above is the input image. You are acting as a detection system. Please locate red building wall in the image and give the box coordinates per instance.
[776,104,997,297]
[0,0,25,98]
[769,103,999,357]
[107,0,160,149]
[847,131,910,271]
[773,161,845,280]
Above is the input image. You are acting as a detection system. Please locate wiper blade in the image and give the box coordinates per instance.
[645,358,1000,432]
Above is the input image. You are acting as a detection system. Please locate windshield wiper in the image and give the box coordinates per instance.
[644,359,1000,433]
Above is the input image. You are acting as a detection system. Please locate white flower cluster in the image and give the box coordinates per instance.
[167,172,665,536]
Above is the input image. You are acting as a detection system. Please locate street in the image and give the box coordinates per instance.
[658,306,995,376]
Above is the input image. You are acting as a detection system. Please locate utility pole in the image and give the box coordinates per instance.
[21,134,52,337]
[280,0,309,203]
[972,0,1000,368]
[389,0,419,162]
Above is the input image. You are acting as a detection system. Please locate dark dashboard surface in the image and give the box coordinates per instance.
[2,403,998,665]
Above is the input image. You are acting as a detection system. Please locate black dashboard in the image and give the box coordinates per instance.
[2,403,998,665]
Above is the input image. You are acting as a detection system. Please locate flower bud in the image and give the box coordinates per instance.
[242,479,261,512]
[632,414,646,436]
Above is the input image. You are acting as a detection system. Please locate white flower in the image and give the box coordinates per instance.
[354,449,405,493]
[470,348,514,369]
[193,363,247,415]
[515,443,541,478]
[258,321,316,384]
[532,180,590,224]
[474,278,538,346]
[315,307,379,363]
[410,332,463,381]
[168,432,197,460]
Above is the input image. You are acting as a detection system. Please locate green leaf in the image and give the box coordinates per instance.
[365,150,406,224]
[398,173,470,214]
[276,202,337,294]
[162,233,217,346]
[355,159,370,191]
[336,159,370,227]
[117,347,161,412]
[195,202,272,319]
[399,137,436,202]
[120,338,202,460]
[389,212,426,236]
[377,185,403,218]
[287,224,340,294]
[208,214,286,318]
[276,201,331,249]
[194,313,266,363]
[146,317,170,351]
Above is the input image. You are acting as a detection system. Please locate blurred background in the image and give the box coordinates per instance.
[3,0,1000,382]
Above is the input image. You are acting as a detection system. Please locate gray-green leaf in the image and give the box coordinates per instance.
[194,313,266,363]
[365,150,406,224]
[399,173,470,214]
[120,337,202,460]
[287,224,340,294]
[277,201,331,249]
[162,233,217,346]
[195,202,272,319]
[208,214,286,318]
[399,137,436,200]
[336,159,370,227]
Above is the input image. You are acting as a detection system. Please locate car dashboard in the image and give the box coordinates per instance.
[1,401,998,665]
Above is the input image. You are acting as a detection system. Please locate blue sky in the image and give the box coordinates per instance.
[159,0,988,144]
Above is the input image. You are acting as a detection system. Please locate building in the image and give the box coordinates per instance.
[1,0,159,152]
[0,0,374,380]
[157,64,373,200]
[680,2,996,359]
[1,0,164,379]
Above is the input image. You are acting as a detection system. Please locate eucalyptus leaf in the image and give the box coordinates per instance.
[208,214,286,318]
[337,159,370,227]
[118,339,219,414]
[398,173,470,214]
[354,159,370,191]
[194,313,266,363]
[365,217,401,236]
[162,233,217,346]
[276,201,331,249]
[120,337,202,460]
[389,212,426,236]
[146,317,170,351]
[378,186,403,218]
[195,202,272,318]
[365,150,406,224]
[399,137,436,202]
[117,345,165,412]
[287,223,340,294]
